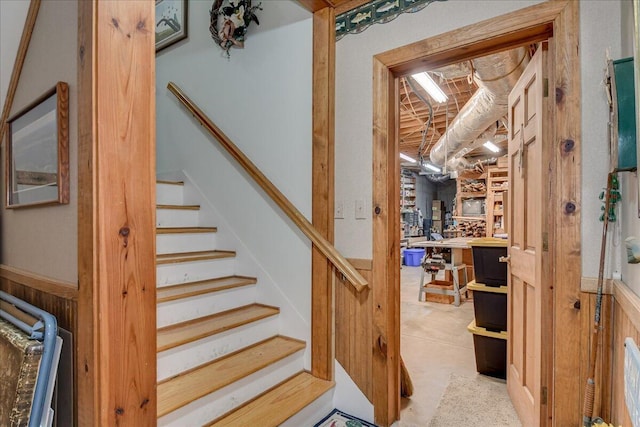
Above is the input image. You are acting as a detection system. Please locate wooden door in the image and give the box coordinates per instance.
[506,44,550,427]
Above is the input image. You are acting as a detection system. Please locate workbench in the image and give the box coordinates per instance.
[409,237,474,306]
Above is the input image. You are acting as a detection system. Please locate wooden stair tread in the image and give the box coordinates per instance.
[156,250,235,264]
[157,180,184,185]
[207,372,334,427]
[157,204,200,210]
[157,336,306,417]
[157,275,257,303]
[157,227,217,234]
[157,303,279,352]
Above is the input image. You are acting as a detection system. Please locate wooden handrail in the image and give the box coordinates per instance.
[167,82,368,292]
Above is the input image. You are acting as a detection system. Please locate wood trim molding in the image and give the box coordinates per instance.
[335,0,370,15]
[0,0,41,144]
[371,55,400,426]
[371,1,580,425]
[346,258,373,271]
[77,1,96,423]
[581,276,614,295]
[298,0,336,13]
[613,279,640,333]
[0,264,77,300]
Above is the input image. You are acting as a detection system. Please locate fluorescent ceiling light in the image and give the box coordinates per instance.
[484,141,501,153]
[424,163,441,173]
[411,72,448,103]
[400,153,417,163]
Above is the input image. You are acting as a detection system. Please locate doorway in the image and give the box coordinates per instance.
[370,2,581,426]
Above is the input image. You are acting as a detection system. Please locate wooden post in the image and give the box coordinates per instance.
[77,1,156,425]
[311,6,336,381]
[371,57,401,426]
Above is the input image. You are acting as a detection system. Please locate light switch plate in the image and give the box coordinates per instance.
[335,201,344,219]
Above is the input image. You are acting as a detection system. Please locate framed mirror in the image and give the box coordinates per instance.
[5,82,69,208]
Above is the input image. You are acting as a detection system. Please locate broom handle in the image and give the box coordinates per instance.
[582,172,614,426]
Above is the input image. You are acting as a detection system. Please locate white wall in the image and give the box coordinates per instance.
[334,0,544,258]
[0,1,29,106]
[334,0,640,298]
[580,1,624,283]
[0,0,78,283]
[156,0,313,353]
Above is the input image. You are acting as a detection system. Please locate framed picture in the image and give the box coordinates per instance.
[155,0,188,52]
[5,82,69,208]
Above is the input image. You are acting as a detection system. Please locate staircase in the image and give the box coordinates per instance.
[155,180,334,426]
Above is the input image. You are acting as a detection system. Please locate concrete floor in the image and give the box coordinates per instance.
[397,265,490,426]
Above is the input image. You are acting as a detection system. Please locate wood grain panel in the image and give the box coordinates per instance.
[375,9,555,76]
[372,54,401,426]
[77,1,96,424]
[580,292,613,424]
[551,2,582,425]
[335,266,373,401]
[0,272,76,335]
[312,5,336,381]
[611,281,640,426]
[77,1,157,425]
[0,268,78,423]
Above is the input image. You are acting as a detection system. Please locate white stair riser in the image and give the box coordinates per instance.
[156,183,184,205]
[156,233,217,255]
[156,209,200,228]
[157,258,235,286]
[157,351,305,427]
[157,317,279,381]
[157,285,257,327]
[281,387,334,427]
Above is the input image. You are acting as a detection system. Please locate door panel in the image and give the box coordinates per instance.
[507,44,548,427]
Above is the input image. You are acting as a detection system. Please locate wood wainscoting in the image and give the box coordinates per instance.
[580,291,613,424]
[611,281,640,426]
[335,258,373,402]
[0,264,78,421]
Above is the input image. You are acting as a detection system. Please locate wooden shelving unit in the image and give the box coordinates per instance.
[485,166,508,237]
[401,173,422,237]
[454,170,487,237]
[400,174,416,208]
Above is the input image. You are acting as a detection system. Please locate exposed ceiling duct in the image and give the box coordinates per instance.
[429,47,530,168]
[444,131,506,171]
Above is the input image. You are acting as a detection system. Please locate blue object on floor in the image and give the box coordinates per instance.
[314,408,378,427]
[403,248,425,266]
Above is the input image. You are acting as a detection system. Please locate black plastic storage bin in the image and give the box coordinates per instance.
[468,320,507,379]
[468,238,508,286]
[468,280,507,331]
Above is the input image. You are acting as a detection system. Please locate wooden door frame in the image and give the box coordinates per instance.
[371,1,580,425]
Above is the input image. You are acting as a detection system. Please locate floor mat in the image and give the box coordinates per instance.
[428,373,521,427]
[314,409,377,427]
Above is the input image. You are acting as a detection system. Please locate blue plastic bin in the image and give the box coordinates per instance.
[403,248,425,266]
